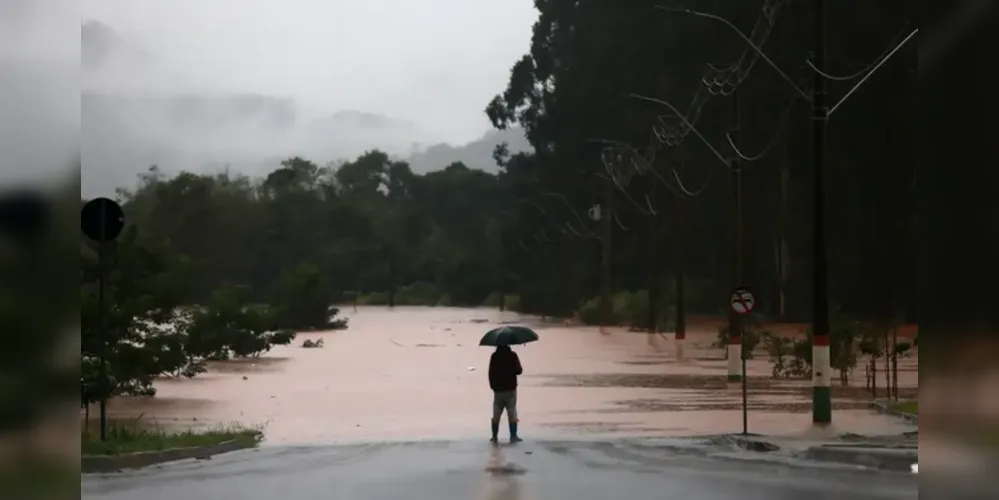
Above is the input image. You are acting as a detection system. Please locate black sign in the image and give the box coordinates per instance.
[81,197,125,242]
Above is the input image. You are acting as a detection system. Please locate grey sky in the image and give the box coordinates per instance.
[82,0,536,144]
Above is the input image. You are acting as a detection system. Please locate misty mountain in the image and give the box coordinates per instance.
[81,91,449,195]
[79,20,531,196]
[82,20,151,71]
[404,128,531,173]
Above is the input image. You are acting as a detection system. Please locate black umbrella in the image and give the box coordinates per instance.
[478,326,539,346]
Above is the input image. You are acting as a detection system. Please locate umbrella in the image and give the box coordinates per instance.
[479,326,539,346]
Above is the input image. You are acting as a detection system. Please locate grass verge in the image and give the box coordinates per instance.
[81,422,263,456]
[891,400,918,415]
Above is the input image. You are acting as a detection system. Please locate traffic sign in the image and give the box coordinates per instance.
[587,205,602,221]
[81,197,125,242]
[730,287,755,315]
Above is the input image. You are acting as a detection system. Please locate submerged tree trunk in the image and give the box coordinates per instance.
[882,328,891,399]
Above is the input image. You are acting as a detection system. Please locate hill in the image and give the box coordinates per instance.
[404,128,531,173]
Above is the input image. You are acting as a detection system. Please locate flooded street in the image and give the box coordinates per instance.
[102,307,916,444]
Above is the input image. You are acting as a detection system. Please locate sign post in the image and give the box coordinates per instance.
[730,287,755,436]
[81,197,125,442]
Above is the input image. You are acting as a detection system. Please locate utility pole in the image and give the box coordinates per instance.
[811,0,832,425]
[727,88,744,385]
[674,195,687,361]
[600,178,614,328]
[647,212,659,334]
[731,88,751,435]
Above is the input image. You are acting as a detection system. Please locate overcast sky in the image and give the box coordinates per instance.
[82,0,536,144]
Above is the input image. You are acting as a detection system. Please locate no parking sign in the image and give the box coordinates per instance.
[730,287,755,315]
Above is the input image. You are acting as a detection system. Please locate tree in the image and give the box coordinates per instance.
[80,224,200,406]
[184,285,295,361]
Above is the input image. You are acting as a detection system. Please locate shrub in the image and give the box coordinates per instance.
[576,290,674,331]
[357,291,391,305]
[395,282,443,306]
[765,305,865,382]
[713,312,767,359]
[481,292,521,311]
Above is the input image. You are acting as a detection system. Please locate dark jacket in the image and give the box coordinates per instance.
[488,346,523,392]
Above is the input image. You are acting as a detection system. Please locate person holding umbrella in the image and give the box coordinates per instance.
[480,325,539,444]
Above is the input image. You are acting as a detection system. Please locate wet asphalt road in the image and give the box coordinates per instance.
[82,439,917,500]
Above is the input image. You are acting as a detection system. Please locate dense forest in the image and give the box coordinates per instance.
[487,0,919,325]
[70,0,950,416]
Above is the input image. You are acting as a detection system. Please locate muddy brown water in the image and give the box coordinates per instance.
[95,307,917,445]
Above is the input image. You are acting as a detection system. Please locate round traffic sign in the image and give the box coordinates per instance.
[81,197,125,242]
[730,287,755,315]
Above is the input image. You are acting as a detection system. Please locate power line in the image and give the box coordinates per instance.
[807,22,914,81]
[654,0,792,147]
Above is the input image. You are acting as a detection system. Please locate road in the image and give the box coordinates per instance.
[83,438,917,500]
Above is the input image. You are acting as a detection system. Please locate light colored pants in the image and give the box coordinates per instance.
[492,390,518,423]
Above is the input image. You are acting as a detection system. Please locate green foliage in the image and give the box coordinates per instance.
[81,421,262,456]
[481,292,521,311]
[394,282,445,306]
[80,226,201,403]
[184,285,296,361]
[357,291,392,305]
[713,312,766,359]
[765,305,867,381]
[270,263,346,330]
[577,290,675,331]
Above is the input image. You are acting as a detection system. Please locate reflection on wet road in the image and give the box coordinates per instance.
[82,439,918,500]
[100,307,917,444]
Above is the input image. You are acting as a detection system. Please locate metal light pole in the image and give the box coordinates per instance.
[731,88,749,436]
[811,0,833,425]
[97,204,108,441]
[674,196,687,360]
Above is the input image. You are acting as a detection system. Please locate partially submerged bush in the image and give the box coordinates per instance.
[577,290,675,331]
[301,338,324,348]
[713,311,767,359]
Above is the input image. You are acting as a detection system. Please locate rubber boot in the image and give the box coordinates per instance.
[490,421,499,443]
[509,422,522,443]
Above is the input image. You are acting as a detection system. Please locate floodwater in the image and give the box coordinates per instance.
[99,307,917,445]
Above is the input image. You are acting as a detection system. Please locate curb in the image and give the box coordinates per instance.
[711,434,781,452]
[82,438,259,473]
[801,445,917,473]
[870,401,919,424]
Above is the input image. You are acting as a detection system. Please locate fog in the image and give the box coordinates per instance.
[0,0,78,190]
[77,0,536,196]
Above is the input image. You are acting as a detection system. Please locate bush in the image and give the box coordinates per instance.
[357,291,391,305]
[395,281,444,306]
[481,292,521,310]
[576,290,674,331]
[765,305,866,382]
[713,315,767,359]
